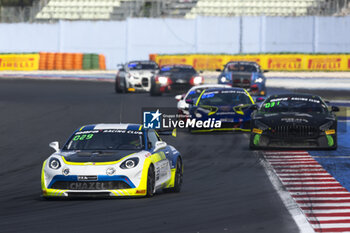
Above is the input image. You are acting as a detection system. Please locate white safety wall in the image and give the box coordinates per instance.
[0,16,350,69]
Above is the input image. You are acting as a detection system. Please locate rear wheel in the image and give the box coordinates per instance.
[146,165,155,197]
[167,158,183,193]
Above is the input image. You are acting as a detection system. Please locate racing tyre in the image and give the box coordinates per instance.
[116,77,127,93]
[146,165,155,197]
[166,158,183,193]
[150,79,162,96]
[115,77,122,93]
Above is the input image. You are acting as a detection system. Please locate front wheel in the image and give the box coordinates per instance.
[146,165,155,197]
[150,79,162,96]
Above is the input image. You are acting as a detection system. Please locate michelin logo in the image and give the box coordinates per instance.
[143,109,162,129]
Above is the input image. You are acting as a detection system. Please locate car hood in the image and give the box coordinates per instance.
[163,72,196,82]
[60,150,140,163]
[254,112,333,126]
[129,70,154,77]
[197,104,253,116]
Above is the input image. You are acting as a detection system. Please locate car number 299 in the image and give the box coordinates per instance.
[69,182,106,190]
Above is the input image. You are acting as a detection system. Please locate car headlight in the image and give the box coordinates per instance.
[255,77,264,83]
[319,121,333,130]
[120,158,139,169]
[192,76,203,85]
[255,120,269,131]
[220,76,227,83]
[49,158,61,170]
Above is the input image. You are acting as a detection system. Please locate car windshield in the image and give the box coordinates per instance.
[260,96,328,113]
[224,63,258,72]
[128,62,158,70]
[186,88,205,101]
[198,90,253,106]
[160,66,196,74]
[63,129,144,151]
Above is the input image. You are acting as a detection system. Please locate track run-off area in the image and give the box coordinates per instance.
[0,74,349,233]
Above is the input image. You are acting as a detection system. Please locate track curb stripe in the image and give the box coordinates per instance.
[264,151,350,233]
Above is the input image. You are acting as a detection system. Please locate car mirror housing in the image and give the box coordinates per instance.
[331,106,340,112]
[250,104,258,111]
[175,95,183,101]
[49,141,60,152]
[154,141,167,151]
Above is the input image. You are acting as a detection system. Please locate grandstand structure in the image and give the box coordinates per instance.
[0,0,349,22]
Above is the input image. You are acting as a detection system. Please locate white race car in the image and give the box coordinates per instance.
[175,84,231,116]
[115,60,159,93]
[41,123,183,198]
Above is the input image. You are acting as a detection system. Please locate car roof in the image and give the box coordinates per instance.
[128,60,157,64]
[188,84,231,92]
[267,93,322,100]
[160,64,194,68]
[77,123,143,132]
[203,87,247,92]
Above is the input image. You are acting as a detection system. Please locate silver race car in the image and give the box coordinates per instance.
[115,60,159,93]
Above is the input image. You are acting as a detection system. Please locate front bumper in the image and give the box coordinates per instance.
[251,132,337,149]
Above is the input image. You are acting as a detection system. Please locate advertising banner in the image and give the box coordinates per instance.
[0,54,40,71]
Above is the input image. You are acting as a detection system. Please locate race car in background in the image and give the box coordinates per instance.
[41,123,183,198]
[150,64,204,96]
[115,60,159,93]
[217,61,267,96]
[175,84,231,117]
[250,94,339,149]
[187,87,259,132]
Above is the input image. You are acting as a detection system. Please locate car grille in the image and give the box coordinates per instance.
[142,78,149,87]
[51,181,131,190]
[271,125,318,138]
[232,78,251,88]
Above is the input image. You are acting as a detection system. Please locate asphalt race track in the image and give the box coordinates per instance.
[0,79,300,233]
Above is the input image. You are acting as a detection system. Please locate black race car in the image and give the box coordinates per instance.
[249,94,339,149]
[150,64,204,96]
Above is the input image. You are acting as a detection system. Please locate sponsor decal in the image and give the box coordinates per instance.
[307,57,342,70]
[268,57,302,70]
[0,54,39,71]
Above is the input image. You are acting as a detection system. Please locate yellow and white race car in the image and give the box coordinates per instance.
[41,123,183,198]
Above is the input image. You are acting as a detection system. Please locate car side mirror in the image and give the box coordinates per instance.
[331,106,340,112]
[256,97,265,103]
[215,69,222,72]
[175,95,183,101]
[49,141,60,152]
[185,99,194,105]
[154,141,167,151]
[250,104,258,111]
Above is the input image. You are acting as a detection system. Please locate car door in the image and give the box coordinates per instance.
[147,130,171,186]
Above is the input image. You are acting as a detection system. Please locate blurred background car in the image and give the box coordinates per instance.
[150,64,204,96]
[187,87,259,132]
[217,61,267,96]
[175,84,231,117]
[115,60,159,93]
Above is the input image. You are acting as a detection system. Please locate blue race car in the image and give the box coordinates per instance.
[187,87,257,132]
[217,61,267,96]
